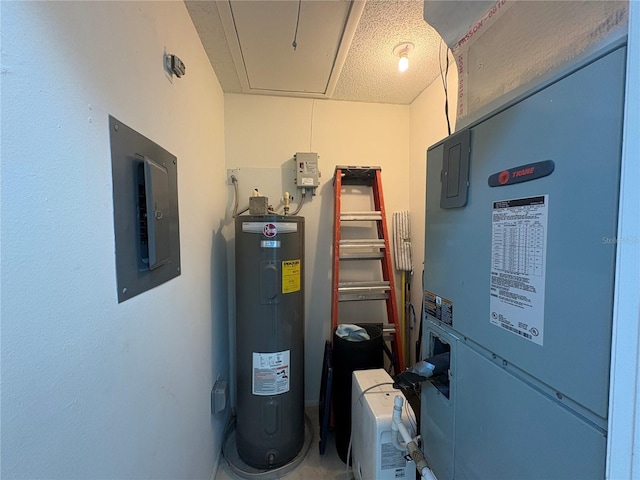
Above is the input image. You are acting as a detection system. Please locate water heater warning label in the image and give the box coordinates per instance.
[252,350,290,396]
[490,195,548,346]
[282,259,301,294]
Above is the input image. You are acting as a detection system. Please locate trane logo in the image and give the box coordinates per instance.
[498,171,510,185]
[488,161,554,188]
[263,223,277,237]
[512,167,535,178]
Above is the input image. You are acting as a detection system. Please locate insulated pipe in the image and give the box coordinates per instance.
[283,191,291,215]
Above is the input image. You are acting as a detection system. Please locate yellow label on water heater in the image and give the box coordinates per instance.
[282,259,301,294]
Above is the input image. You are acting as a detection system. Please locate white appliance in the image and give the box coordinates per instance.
[351,369,416,480]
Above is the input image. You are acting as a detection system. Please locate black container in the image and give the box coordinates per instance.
[332,323,384,463]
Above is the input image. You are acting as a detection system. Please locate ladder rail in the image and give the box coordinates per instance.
[372,169,403,371]
[331,171,343,331]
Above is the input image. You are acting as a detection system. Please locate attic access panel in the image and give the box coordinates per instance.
[217,0,365,98]
[109,116,181,303]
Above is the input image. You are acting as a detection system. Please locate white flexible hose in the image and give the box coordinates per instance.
[391,396,410,451]
[421,466,438,480]
[392,396,439,480]
[394,417,414,445]
[392,211,413,271]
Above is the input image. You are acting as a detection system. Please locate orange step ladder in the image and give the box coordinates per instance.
[331,166,404,374]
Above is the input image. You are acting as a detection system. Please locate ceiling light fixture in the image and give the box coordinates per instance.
[393,42,414,73]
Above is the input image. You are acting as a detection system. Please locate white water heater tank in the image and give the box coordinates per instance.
[351,369,416,480]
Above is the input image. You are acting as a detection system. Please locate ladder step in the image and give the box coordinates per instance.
[382,324,398,336]
[339,239,385,249]
[334,166,382,186]
[339,293,389,302]
[338,281,390,292]
[339,252,385,261]
[338,281,390,301]
[340,211,382,221]
[338,280,390,302]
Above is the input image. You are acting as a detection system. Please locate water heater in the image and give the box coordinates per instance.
[235,215,305,469]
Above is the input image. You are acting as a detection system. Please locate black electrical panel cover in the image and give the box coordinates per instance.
[109,115,181,303]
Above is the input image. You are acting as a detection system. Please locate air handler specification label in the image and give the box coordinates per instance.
[252,350,290,396]
[490,195,548,346]
[282,259,301,294]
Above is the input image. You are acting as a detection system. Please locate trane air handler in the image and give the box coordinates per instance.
[421,42,626,479]
[235,215,305,469]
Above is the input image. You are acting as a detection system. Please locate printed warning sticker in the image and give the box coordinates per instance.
[381,443,407,471]
[424,290,453,326]
[282,259,301,294]
[252,350,290,396]
[490,195,548,345]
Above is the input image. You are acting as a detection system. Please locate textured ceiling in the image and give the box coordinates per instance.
[332,0,443,104]
[186,0,445,105]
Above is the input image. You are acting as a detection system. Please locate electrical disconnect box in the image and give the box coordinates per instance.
[294,153,320,192]
[249,195,269,215]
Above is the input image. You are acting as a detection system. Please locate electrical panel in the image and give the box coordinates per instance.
[110,116,181,303]
[439,129,470,209]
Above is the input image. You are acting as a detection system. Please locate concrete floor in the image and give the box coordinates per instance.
[215,407,351,480]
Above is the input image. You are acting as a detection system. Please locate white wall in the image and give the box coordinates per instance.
[1,2,229,479]
[408,55,458,364]
[223,94,410,403]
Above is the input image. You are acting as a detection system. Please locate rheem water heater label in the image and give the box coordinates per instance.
[490,195,548,345]
[252,350,290,396]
